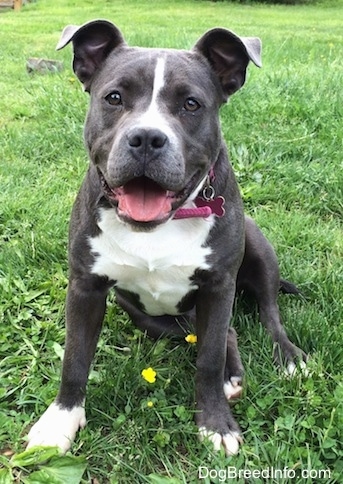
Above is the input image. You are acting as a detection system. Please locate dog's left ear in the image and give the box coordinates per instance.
[56,20,126,91]
[194,28,261,100]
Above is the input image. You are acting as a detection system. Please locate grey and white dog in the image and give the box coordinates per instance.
[27,20,306,455]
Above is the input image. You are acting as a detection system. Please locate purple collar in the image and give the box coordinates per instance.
[173,167,225,220]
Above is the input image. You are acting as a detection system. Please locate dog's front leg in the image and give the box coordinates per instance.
[195,280,242,456]
[27,275,108,452]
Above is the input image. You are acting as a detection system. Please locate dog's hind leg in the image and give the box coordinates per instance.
[117,290,244,398]
[237,216,307,375]
[115,289,192,339]
[224,327,244,400]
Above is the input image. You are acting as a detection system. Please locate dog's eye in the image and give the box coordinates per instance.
[105,91,122,106]
[184,98,201,112]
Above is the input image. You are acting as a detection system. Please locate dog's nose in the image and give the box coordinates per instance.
[127,128,167,155]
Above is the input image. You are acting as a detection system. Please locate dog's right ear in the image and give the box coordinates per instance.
[56,20,126,91]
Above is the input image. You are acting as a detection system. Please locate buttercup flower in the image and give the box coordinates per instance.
[147,401,154,408]
[185,333,197,344]
[141,367,157,383]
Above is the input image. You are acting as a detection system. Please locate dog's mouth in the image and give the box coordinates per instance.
[100,174,197,225]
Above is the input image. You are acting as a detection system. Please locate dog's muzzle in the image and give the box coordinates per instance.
[99,167,225,227]
[99,172,202,226]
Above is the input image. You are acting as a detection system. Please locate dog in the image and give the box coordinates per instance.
[27,20,307,456]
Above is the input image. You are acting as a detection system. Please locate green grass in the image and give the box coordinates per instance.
[0,0,342,482]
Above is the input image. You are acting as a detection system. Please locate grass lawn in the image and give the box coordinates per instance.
[0,0,342,482]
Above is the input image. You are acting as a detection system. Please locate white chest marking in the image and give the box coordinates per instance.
[89,209,214,315]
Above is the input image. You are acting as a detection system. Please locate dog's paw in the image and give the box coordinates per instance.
[199,427,242,456]
[284,359,309,378]
[223,376,243,401]
[27,402,86,453]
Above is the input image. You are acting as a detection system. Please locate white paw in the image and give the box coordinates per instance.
[27,402,86,453]
[199,427,242,456]
[285,360,308,378]
[223,376,242,400]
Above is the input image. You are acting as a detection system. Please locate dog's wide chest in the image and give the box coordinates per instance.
[89,208,214,315]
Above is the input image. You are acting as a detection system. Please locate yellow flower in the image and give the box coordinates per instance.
[147,400,154,408]
[141,367,157,383]
[185,333,197,344]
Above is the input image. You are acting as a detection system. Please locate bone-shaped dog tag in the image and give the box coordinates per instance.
[195,196,225,217]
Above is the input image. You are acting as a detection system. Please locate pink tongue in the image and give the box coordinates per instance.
[118,177,172,222]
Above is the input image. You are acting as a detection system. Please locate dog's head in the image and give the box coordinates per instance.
[57,21,261,229]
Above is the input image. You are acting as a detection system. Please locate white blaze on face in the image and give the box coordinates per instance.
[150,57,165,106]
[136,56,175,140]
[109,55,185,224]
